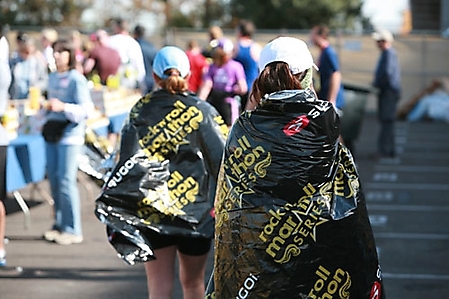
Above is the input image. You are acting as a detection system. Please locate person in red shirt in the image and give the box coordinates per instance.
[84,30,121,85]
[185,39,209,93]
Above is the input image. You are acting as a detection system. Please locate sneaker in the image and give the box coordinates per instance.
[43,229,61,242]
[0,251,6,267]
[54,233,83,245]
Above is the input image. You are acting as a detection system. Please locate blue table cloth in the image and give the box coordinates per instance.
[7,134,46,192]
[107,112,128,135]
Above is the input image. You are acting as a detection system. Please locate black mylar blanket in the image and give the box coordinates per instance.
[94,89,228,265]
[206,89,385,299]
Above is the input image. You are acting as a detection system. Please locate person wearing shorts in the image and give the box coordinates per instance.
[95,45,227,299]
[146,230,212,256]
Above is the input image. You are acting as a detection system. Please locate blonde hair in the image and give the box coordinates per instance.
[209,26,223,41]
[155,69,189,94]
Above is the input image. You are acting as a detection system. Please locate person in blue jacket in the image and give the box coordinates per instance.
[233,19,262,110]
[372,29,401,158]
[133,25,158,94]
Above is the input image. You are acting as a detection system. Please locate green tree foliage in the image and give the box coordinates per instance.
[229,0,362,29]
[0,0,93,26]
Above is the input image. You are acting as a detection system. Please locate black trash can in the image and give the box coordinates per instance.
[340,83,373,154]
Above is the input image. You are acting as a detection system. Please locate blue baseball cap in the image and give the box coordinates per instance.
[153,46,190,79]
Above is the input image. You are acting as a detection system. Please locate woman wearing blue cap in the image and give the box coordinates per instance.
[94,46,228,299]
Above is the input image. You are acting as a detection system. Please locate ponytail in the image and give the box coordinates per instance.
[156,68,189,94]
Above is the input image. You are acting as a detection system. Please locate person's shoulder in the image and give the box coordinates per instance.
[111,34,138,46]
[324,45,337,55]
[250,40,262,52]
[9,52,21,64]
[230,59,245,70]
[182,92,211,109]
[89,46,101,56]
[48,71,58,80]
[108,34,120,43]
[69,69,88,82]
[139,38,156,48]
[105,46,121,57]
[140,40,158,54]
[387,47,398,55]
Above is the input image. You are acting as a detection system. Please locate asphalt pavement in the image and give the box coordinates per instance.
[1,111,448,299]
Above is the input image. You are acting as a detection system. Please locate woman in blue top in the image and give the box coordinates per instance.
[42,39,94,245]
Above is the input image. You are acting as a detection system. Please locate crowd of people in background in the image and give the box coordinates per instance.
[2,18,152,104]
[1,19,307,128]
[0,19,401,146]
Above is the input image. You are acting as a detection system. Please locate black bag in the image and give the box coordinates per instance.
[42,120,71,143]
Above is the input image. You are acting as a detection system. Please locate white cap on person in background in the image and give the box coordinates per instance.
[153,46,190,79]
[258,36,318,74]
[210,37,234,55]
[371,29,394,42]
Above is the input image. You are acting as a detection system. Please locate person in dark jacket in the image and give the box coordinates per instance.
[133,25,158,94]
[95,46,228,299]
[372,29,401,158]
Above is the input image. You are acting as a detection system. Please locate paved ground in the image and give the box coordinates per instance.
[1,110,449,298]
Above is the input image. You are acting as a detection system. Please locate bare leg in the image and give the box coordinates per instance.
[178,251,209,299]
[107,133,118,150]
[144,246,177,299]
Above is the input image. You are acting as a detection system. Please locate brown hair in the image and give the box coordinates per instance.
[237,20,255,38]
[52,39,77,70]
[154,68,189,94]
[312,24,330,39]
[249,62,308,106]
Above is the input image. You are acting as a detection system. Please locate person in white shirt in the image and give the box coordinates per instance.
[0,24,12,267]
[108,18,146,94]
